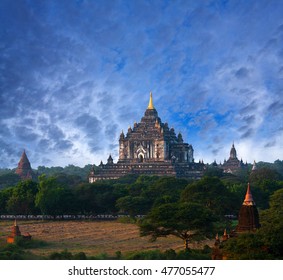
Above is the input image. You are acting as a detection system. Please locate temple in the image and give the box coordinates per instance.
[220,143,248,174]
[89,93,205,182]
[15,150,35,180]
[236,183,261,232]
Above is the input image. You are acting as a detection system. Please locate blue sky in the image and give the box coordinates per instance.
[1,0,283,168]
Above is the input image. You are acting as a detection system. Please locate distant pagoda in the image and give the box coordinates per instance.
[220,143,247,174]
[15,150,35,180]
[236,183,260,232]
[89,92,205,182]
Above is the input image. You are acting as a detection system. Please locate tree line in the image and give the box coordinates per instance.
[0,166,282,259]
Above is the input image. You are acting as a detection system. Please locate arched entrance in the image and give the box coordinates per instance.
[139,155,144,162]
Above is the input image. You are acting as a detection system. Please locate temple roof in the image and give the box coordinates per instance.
[243,183,256,206]
[19,150,29,164]
[15,150,34,180]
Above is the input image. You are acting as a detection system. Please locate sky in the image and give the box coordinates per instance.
[1,0,283,169]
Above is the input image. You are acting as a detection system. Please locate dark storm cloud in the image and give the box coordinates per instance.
[0,138,19,167]
[242,115,256,125]
[268,101,283,114]
[0,122,11,137]
[109,143,118,151]
[97,91,115,118]
[37,139,52,151]
[212,148,221,156]
[240,128,255,139]
[239,99,258,115]
[238,113,256,139]
[75,114,102,136]
[212,136,221,144]
[264,140,276,148]
[13,126,39,142]
[105,123,118,139]
[47,125,65,140]
[55,139,73,150]
[117,108,140,124]
[88,140,103,153]
[0,139,16,157]
[235,67,249,79]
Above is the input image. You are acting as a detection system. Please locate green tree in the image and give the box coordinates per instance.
[181,176,238,216]
[0,173,21,190]
[6,180,38,216]
[35,175,74,217]
[75,182,119,214]
[248,168,283,209]
[259,188,283,258]
[116,196,149,217]
[0,188,13,214]
[249,167,282,183]
[143,177,189,207]
[139,202,214,250]
[204,166,223,178]
[222,233,272,260]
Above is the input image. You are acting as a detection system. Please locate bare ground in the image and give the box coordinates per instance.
[0,220,213,257]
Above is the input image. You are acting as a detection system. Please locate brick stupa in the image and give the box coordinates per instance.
[15,150,34,180]
[7,220,31,243]
[236,183,260,232]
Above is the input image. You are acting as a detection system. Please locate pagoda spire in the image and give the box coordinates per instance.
[147,92,155,110]
[243,183,255,206]
[15,150,34,180]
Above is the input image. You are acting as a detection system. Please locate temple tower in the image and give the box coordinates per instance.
[89,92,204,182]
[118,92,194,163]
[15,150,34,180]
[236,183,260,232]
[221,143,247,174]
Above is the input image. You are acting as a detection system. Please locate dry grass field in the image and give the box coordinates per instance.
[0,220,213,258]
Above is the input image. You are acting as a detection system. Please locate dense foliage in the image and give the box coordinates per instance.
[0,161,282,259]
[139,202,215,249]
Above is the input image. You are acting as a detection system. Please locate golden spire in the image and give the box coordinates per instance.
[147,92,155,109]
[243,183,255,206]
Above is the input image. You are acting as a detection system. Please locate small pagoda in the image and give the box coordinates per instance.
[7,220,31,244]
[236,183,261,232]
[211,183,261,259]
[15,150,35,180]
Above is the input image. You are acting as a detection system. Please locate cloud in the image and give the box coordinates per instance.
[13,126,39,142]
[240,128,255,139]
[235,67,249,79]
[54,139,73,151]
[105,123,118,139]
[75,114,102,137]
[264,140,276,148]
[268,101,283,114]
[1,0,283,167]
